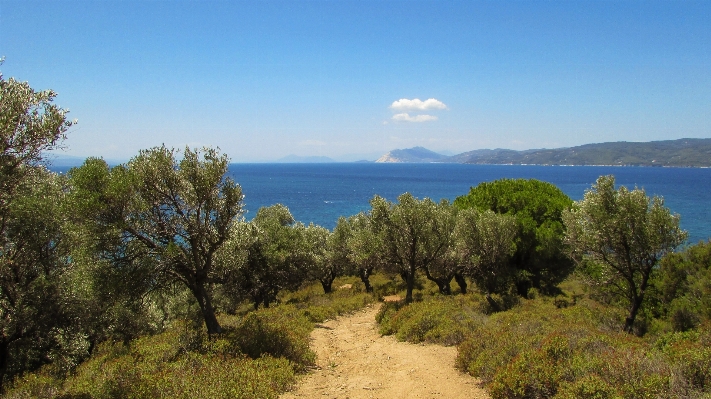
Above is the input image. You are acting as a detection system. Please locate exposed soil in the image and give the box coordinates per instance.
[281,304,490,399]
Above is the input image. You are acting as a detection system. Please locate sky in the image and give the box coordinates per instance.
[1,0,710,162]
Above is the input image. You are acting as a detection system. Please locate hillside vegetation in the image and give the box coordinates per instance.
[4,69,711,399]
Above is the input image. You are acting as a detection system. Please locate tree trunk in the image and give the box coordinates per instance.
[0,338,9,394]
[252,292,263,310]
[423,267,452,295]
[191,283,222,335]
[624,295,645,333]
[624,271,651,334]
[321,279,333,294]
[485,293,501,313]
[454,273,467,294]
[359,267,373,293]
[625,280,646,334]
[405,268,416,303]
[438,280,452,295]
[515,281,528,297]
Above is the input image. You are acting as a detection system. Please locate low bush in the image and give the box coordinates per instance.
[6,274,380,399]
[371,269,711,399]
[6,331,297,399]
[377,294,486,346]
[282,277,377,322]
[225,306,315,371]
[456,297,708,399]
[656,326,711,394]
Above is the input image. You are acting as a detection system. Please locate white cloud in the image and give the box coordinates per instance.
[392,113,438,122]
[390,98,447,111]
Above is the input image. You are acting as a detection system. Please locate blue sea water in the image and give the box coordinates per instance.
[51,163,711,244]
[226,163,711,244]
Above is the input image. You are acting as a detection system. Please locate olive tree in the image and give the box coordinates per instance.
[303,223,339,294]
[563,175,687,333]
[455,208,517,309]
[0,170,76,390]
[331,214,379,293]
[369,193,453,303]
[222,204,308,309]
[0,69,75,391]
[0,69,74,210]
[420,202,461,295]
[68,146,243,335]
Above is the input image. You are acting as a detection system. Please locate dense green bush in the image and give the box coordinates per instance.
[651,240,711,332]
[454,178,574,296]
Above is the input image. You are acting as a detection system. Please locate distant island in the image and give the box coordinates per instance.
[376,138,711,167]
[376,147,448,163]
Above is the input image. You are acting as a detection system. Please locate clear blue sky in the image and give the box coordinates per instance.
[2,0,709,162]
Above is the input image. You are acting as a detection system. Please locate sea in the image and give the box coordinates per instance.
[226,163,711,244]
[51,163,711,244]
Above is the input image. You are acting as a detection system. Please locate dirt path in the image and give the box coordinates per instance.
[281,304,490,399]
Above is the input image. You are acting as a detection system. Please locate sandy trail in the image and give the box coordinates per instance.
[281,304,490,399]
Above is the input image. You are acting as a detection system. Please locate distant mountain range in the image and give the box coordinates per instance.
[43,138,711,167]
[375,138,711,167]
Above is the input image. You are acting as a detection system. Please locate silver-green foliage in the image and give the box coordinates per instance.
[69,146,244,335]
[0,67,75,390]
[220,204,308,309]
[563,175,687,332]
[369,193,454,302]
[454,208,518,299]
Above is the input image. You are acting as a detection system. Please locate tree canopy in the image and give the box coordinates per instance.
[563,175,687,333]
[68,146,244,335]
[454,178,574,296]
[369,193,453,303]
[0,69,75,391]
[221,204,308,310]
[454,208,517,307]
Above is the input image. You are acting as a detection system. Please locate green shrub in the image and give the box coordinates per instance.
[281,277,376,322]
[7,328,298,399]
[6,266,379,399]
[554,375,618,399]
[3,372,64,399]
[657,329,711,393]
[377,294,485,346]
[229,306,314,371]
